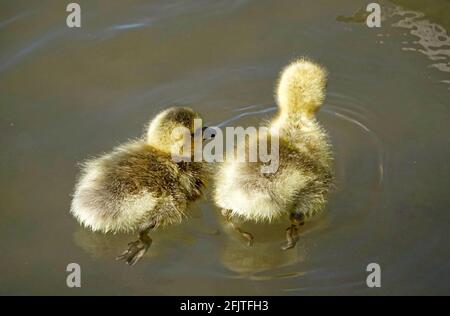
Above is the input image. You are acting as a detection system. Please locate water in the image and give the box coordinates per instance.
[0,0,449,295]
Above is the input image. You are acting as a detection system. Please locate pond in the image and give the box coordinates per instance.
[0,0,449,295]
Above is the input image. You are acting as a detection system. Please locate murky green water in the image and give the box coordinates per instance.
[1,0,449,295]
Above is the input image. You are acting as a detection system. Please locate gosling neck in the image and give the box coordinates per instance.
[147,136,175,155]
[270,110,317,134]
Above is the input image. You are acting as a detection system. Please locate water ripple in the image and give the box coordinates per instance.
[390,5,450,86]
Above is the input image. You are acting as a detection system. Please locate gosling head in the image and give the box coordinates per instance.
[146,106,207,158]
[276,58,328,117]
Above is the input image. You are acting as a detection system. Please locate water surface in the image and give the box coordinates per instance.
[0,0,449,295]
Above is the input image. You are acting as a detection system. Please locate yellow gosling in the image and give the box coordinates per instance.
[214,58,334,249]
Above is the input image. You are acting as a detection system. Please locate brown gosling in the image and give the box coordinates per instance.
[71,107,210,265]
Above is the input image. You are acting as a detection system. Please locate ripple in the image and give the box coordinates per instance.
[323,106,385,183]
[0,0,252,71]
[390,5,450,86]
[0,11,33,29]
[214,106,276,128]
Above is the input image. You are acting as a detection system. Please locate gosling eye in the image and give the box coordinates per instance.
[191,128,204,137]
[201,127,217,140]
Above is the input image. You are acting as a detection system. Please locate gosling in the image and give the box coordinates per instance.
[213,58,334,249]
[71,107,210,265]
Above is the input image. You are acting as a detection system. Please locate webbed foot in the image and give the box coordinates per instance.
[116,223,155,266]
[238,228,254,247]
[222,209,254,247]
[116,235,152,266]
[282,213,304,250]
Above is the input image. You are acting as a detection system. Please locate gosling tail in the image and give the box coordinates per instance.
[276,58,328,116]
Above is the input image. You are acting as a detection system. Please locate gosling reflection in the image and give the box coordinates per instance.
[219,215,330,277]
[219,220,302,276]
[73,224,197,261]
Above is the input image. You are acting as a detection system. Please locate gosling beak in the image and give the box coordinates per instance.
[202,126,216,140]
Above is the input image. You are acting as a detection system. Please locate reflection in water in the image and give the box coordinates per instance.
[74,223,198,261]
[336,2,450,87]
[391,6,450,77]
[220,239,303,278]
[336,7,370,24]
[218,211,331,280]
[1,0,449,295]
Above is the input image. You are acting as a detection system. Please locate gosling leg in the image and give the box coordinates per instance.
[282,213,305,250]
[221,209,254,246]
[116,221,156,266]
